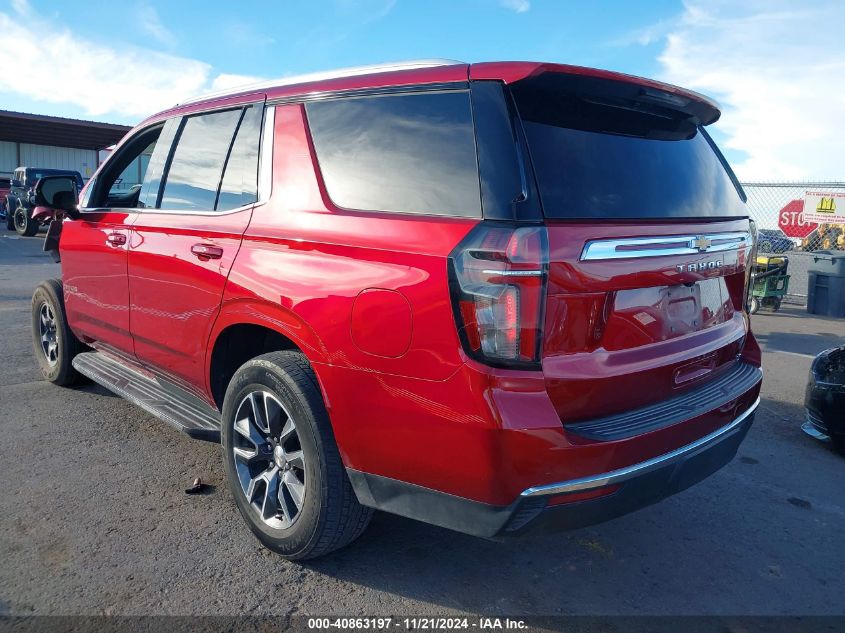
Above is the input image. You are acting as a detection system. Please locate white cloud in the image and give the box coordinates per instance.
[0,6,268,121]
[500,0,530,13]
[10,0,30,15]
[210,73,267,91]
[655,0,845,181]
[136,4,176,48]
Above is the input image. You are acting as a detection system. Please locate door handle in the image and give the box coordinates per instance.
[191,243,224,260]
[106,232,126,247]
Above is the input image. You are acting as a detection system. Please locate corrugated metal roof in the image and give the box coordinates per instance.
[0,110,131,150]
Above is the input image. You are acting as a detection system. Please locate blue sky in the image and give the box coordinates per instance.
[1,0,843,180]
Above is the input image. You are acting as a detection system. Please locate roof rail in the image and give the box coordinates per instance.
[177,59,466,106]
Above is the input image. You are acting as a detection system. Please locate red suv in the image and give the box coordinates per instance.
[29,60,762,560]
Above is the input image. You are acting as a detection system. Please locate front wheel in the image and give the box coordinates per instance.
[14,206,38,236]
[221,351,372,560]
[749,296,760,315]
[31,279,85,385]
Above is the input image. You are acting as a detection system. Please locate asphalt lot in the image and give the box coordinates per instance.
[0,231,843,617]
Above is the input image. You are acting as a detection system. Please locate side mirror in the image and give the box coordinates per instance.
[34,176,80,219]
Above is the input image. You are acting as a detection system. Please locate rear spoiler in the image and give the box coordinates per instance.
[470,62,721,126]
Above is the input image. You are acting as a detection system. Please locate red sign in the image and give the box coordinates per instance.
[778,199,818,238]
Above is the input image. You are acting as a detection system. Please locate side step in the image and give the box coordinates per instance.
[72,351,221,442]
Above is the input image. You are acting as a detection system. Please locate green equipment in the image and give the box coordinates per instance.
[750,255,790,314]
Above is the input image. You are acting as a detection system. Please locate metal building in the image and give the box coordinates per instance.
[0,110,131,180]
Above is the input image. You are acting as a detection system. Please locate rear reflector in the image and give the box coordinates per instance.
[546,485,620,506]
[449,223,548,369]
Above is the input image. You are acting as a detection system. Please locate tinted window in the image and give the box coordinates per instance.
[137,118,180,208]
[512,85,746,220]
[216,105,262,211]
[159,108,243,211]
[306,91,481,217]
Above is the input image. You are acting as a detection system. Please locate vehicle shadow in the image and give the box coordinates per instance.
[755,330,841,357]
[291,394,843,615]
[293,405,804,614]
[75,381,119,398]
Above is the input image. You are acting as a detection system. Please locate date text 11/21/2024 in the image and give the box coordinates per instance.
[306,617,528,630]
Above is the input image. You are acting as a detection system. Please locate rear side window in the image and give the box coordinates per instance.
[306,91,481,218]
[216,105,262,211]
[511,77,746,220]
[159,108,243,211]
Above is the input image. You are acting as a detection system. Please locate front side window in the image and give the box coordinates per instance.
[85,121,171,209]
[306,90,481,218]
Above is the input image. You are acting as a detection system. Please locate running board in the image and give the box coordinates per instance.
[72,351,221,442]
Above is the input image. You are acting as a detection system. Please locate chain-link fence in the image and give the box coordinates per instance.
[742,182,845,302]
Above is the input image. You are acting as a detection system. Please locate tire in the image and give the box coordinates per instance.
[14,206,38,237]
[221,350,372,560]
[759,240,772,252]
[749,296,760,315]
[31,279,85,386]
[6,198,16,230]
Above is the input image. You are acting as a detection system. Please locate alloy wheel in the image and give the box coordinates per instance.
[14,208,26,232]
[230,390,307,530]
[38,301,59,367]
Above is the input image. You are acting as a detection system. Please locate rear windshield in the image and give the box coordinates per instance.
[26,170,84,188]
[511,79,746,220]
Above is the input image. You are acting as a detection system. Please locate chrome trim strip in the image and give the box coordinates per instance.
[520,396,760,498]
[82,202,256,218]
[270,82,470,106]
[481,269,544,277]
[257,106,275,204]
[580,231,751,261]
[178,59,466,106]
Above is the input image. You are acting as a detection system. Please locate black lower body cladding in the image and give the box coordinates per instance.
[804,346,845,453]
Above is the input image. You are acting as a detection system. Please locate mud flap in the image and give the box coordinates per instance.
[43,219,62,262]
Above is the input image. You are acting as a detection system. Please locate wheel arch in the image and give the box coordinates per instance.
[206,300,330,409]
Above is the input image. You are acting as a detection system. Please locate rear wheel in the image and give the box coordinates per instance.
[31,279,85,385]
[759,240,772,252]
[221,351,372,560]
[14,206,38,236]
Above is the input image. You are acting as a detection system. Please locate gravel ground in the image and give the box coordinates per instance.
[0,231,843,617]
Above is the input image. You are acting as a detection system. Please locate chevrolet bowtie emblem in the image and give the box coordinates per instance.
[691,236,712,252]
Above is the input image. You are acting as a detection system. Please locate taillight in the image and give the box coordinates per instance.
[448,222,548,369]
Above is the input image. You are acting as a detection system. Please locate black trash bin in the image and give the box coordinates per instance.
[807,250,845,317]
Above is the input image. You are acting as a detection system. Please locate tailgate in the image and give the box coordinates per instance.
[542,220,754,423]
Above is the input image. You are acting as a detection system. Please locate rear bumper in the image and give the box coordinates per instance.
[348,397,758,538]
